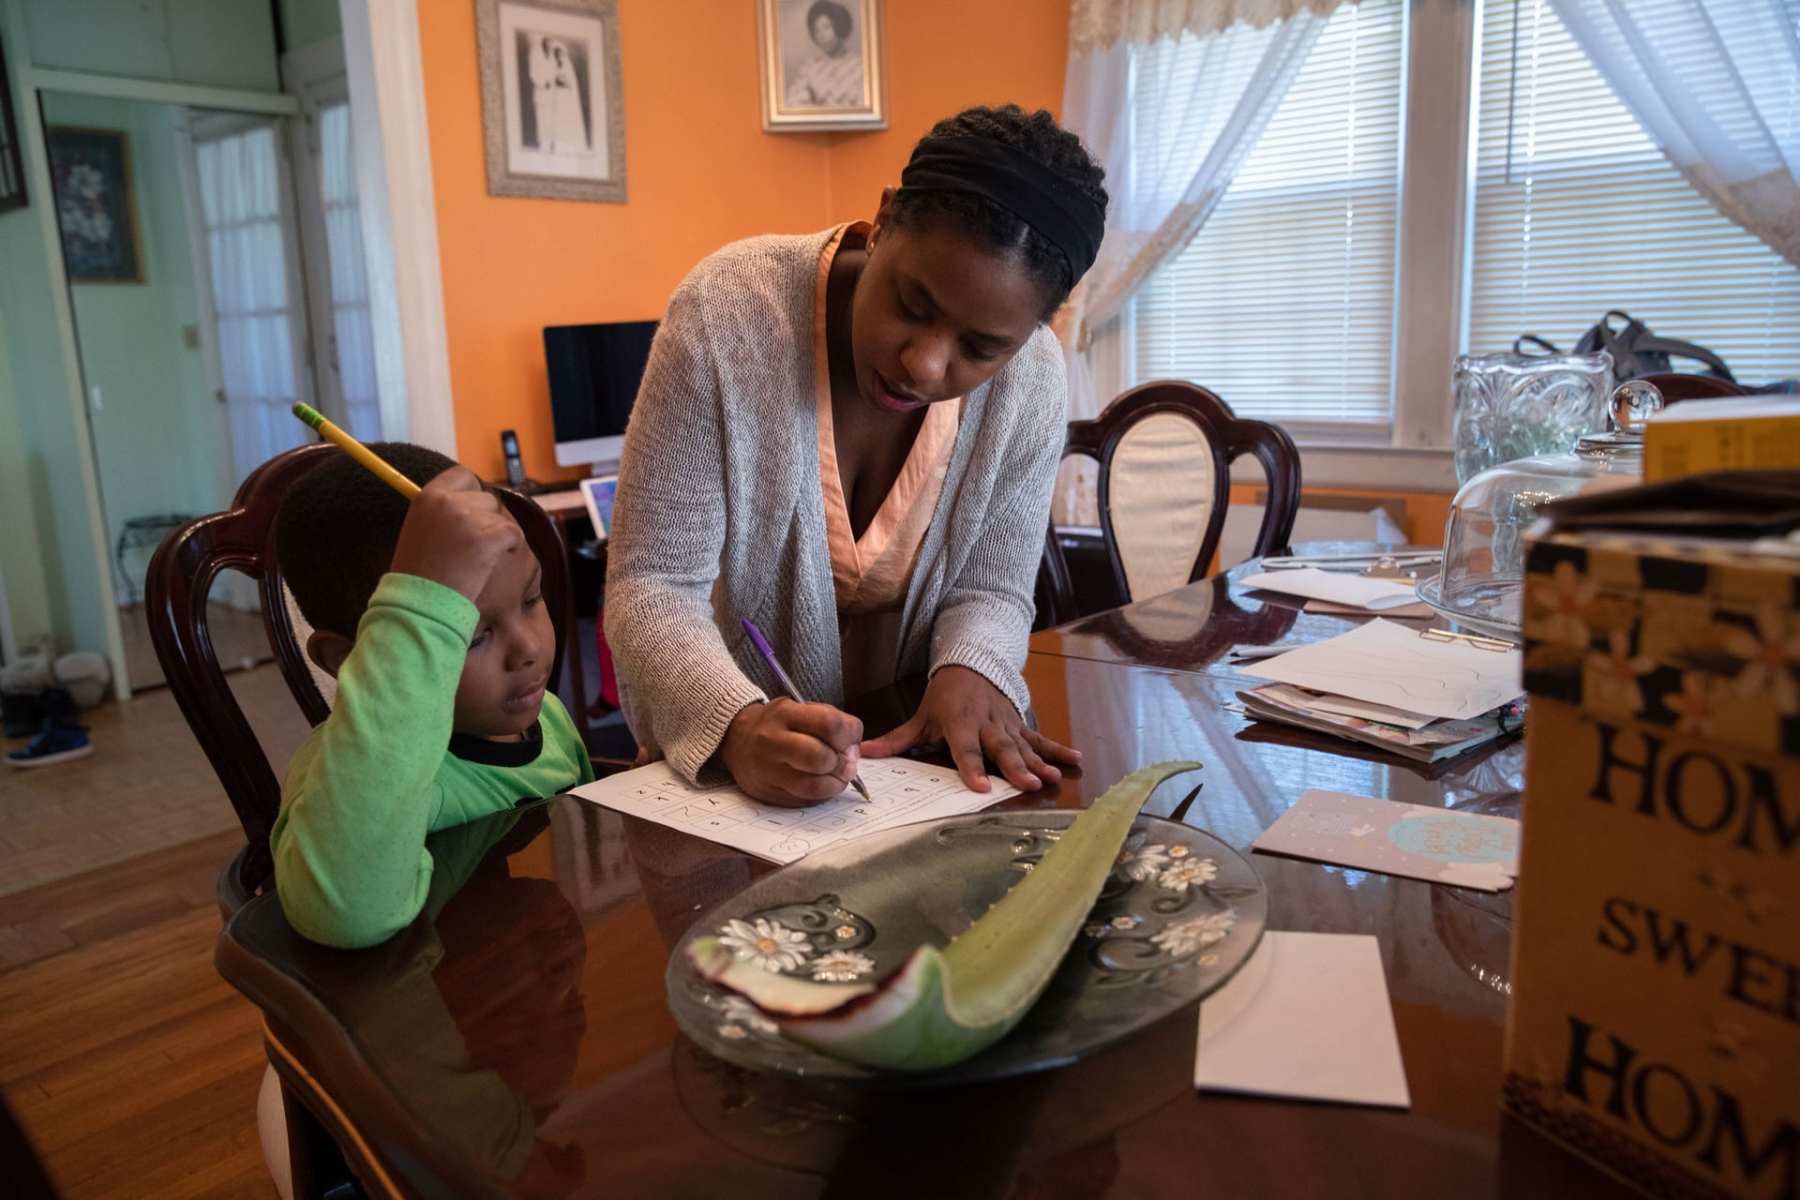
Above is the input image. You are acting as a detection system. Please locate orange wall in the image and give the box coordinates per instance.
[419,0,1069,482]
[823,0,1070,222]
[420,0,834,481]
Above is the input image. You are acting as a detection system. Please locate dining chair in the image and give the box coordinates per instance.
[1635,372,1746,404]
[1040,380,1301,625]
[144,441,571,916]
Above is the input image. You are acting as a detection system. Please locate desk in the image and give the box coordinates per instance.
[215,562,1629,1199]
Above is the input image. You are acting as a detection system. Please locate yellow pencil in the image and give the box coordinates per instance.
[291,403,422,499]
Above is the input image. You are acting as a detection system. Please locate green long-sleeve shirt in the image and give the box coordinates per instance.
[272,573,594,948]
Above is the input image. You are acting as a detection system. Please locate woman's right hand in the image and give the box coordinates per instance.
[719,699,863,807]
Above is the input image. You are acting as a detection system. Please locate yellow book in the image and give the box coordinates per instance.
[1641,395,1800,482]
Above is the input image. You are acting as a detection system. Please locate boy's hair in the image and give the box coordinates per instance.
[276,443,459,638]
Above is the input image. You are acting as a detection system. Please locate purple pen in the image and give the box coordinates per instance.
[741,618,871,801]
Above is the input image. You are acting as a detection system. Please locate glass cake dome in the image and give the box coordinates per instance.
[1417,381,1665,641]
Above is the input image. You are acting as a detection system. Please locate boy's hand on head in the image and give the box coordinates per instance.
[388,467,523,603]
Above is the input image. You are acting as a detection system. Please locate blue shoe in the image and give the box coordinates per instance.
[5,720,91,768]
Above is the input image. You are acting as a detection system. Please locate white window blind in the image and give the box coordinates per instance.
[1467,0,1800,386]
[1132,0,1406,433]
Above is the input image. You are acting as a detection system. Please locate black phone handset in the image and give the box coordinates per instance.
[500,429,527,489]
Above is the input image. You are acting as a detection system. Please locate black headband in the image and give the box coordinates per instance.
[898,136,1105,287]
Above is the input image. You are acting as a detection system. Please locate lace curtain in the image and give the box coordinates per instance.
[1054,0,1341,521]
[317,102,382,441]
[194,124,309,488]
[1546,0,1800,268]
[1068,0,1344,52]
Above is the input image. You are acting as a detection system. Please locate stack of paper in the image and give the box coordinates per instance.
[1239,566,1427,614]
[1236,619,1523,762]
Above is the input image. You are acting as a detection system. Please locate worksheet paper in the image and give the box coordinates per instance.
[1195,932,1411,1109]
[569,758,1019,864]
[1240,567,1423,612]
[1241,618,1522,722]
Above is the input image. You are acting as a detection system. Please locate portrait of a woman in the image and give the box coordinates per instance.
[784,0,864,109]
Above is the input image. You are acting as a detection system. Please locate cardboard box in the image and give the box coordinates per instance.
[1643,397,1800,483]
[1508,528,1800,1199]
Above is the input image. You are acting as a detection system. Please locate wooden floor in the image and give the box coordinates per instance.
[0,665,308,1196]
[0,832,273,1197]
[0,664,306,900]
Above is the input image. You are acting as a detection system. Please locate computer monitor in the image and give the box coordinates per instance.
[544,320,658,468]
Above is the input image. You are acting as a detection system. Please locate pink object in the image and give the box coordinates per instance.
[595,613,620,709]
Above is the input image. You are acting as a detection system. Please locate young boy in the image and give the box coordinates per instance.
[272,444,593,948]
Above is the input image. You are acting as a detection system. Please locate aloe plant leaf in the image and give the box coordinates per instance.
[688,761,1203,1072]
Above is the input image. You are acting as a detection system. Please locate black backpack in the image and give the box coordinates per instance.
[1515,310,1736,384]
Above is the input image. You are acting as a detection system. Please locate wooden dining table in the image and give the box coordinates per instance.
[216,548,1639,1198]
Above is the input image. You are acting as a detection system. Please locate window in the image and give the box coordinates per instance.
[1130,0,1407,435]
[1466,0,1800,386]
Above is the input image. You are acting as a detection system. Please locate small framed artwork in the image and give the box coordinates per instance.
[757,0,886,132]
[580,474,618,538]
[0,35,26,212]
[45,128,142,283]
[476,0,627,203]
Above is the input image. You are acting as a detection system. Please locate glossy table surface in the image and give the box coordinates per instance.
[217,551,1633,1198]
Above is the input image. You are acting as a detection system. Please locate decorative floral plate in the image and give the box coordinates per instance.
[665,811,1266,1084]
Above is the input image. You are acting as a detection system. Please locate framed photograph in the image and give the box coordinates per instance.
[45,128,142,283]
[476,0,627,203]
[579,474,618,538]
[0,35,26,212]
[757,0,886,132]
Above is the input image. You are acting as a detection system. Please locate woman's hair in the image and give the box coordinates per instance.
[806,0,852,41]
[890,105,1108,319]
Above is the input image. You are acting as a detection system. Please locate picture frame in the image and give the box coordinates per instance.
[757,0,886,133]
[579,473,618,538]
[476,0,627,203]
[0,34,25,212]
[45,127,142,284]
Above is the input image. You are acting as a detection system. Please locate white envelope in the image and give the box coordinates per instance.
[1195,931,1411,1108]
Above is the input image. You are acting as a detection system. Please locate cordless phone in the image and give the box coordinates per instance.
[500,430,527,489]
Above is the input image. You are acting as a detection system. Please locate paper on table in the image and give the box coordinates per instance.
[1195,932,1410,1108]
[1303,597,1435,619]
[1241,567,1422,611]
[1242,618,1522,722]
[569,758,1018,864]
[1291,690,1435,730]
[1253,789,1520,891]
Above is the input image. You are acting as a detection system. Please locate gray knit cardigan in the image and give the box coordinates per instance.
[603,227,1068,783]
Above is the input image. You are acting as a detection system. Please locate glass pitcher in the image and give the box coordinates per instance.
[1452,352,1614,485]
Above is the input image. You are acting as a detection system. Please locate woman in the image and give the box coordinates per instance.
[786,0,863,109]
[606,105,1107,806]
[528,37,556,151]
[548,42,588,153]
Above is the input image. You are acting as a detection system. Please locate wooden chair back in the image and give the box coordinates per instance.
[1636,372,1747,404]
[1041,381,1301,624]
[145,442,569,909]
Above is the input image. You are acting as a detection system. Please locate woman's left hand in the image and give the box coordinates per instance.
[860,665,1082,793]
